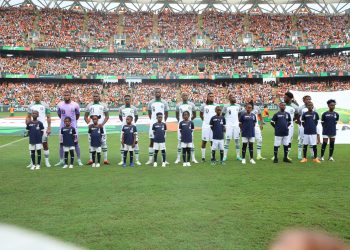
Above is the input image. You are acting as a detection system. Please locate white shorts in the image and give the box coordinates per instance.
[123,145,134,151]
[242,137,255,143]
[202,125,213,142]
[255,126,262,141]
[226,125,240,140]
[274,136,289,147]
[63,146,75,152]
[29,144,42,150]
[211,139,224,150]
[181,142,193,148]
[323,135,336,139]
[153,142,166,150]
[287,125,294,144]
[303,134,317,145]
[90,146,101,153]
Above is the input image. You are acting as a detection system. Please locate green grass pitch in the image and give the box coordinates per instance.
[0,118,350,249]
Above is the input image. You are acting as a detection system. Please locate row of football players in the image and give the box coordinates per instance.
[25,89,338,169]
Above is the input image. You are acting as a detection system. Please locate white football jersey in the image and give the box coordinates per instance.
[85,102,108,124]
[176,101,196,121]
[147,99,169,123]
[285,103,298,122]
[28,101,50,127]
[119,105,138,125]
[200,103,217,126]
[223,104,241,127]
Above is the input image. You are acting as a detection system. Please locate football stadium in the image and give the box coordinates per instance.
[1,0,350,248]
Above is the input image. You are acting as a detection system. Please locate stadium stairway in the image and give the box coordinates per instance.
[118,14,124,34]
[152,13,158,34]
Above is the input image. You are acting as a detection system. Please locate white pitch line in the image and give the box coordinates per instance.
[0,137,27,149]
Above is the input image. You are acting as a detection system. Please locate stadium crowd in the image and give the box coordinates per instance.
[1,8,349,49]
[0,54,349,75]
[2,80,350,107]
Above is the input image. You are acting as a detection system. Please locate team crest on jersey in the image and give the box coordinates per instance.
[152,107,155,112]
[229,110,231,115]
[206,108,209,113]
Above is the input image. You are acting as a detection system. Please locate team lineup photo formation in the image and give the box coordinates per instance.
[25,88,339,170]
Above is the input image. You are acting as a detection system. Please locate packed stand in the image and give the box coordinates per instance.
[158,12,198,49]
[0,54,350,76]
[202,12,244,49]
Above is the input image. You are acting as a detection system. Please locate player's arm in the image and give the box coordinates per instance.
[132,126,137,147]
[26,108,32,124]
[134,107,139,123]
[301,114,305,127]
[199,104,204,121]
[191,103,197,120]
[315,112,319,126]
[75,104,80,120]
[209,117,214,131]
[270,114,276,128]
[59,128,63,144]
[84,111,90,124]
[46,113,52,135]
[287,113,292,127]
[258,113,263,130]
[164,101,169,121]
[40,122,44,136]
[164,123,167,138]
[147,102,152,120]
[102,111,109,127]
[239,114,243,130]
[57,107,61,119]
[72,128,78,144]
[175,104,180,122]
[223,117,226,133]
[121,132,125,147]
[321,113,326,127]
[335,112,339,124]
[222,106,226,117]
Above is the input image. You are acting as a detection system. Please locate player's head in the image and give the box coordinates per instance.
[215,106,222,115]
[182,111,190,120]
[124,94,131,105]
[181,93,188,102]
[245,103,253,113]
[303,95,311,105]
[284,92,294,103]
[63,90,71,103]
[34,91,41,103]
[31,110,39,120]
[307,101,313,111]
[206,92,214,104]
[327,99,336,111]
[126,115,133,125]
[279,102,286,112]
[64,116,71,127]
[92,92,100,103]
[155,88,161,99]
[90,115,100,125]
[156,112,163,122]
[228,94,236,104]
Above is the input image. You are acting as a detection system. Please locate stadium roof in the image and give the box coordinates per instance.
[1,0,350,13]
